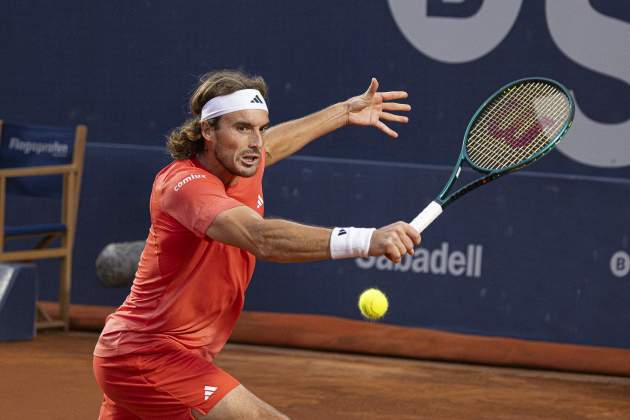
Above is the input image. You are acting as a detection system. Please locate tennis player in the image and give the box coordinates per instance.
[93,69,419,419]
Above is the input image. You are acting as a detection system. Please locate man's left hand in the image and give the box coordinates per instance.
[345,78,411,138]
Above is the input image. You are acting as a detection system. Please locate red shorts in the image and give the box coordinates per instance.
[93,339,239,420]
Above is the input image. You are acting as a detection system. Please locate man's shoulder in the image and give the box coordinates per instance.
[155,159,223,193]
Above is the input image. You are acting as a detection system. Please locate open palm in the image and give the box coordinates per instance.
[346,78,411,138]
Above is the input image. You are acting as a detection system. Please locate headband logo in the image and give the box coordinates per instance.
[201,89,267,121]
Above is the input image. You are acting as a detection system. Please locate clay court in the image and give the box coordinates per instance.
[1,331,630,419]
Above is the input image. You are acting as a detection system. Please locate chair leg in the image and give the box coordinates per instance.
[59,254,72,331]
[35,303,66,330]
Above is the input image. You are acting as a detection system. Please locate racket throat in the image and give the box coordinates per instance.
[438,160,464,202]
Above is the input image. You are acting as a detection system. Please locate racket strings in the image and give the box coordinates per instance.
[468,82,568,169]
[481,85,567,167]
[467,82,559,166]
[468,82,565,168]
[466,81,571,170]
[470,94,565,169]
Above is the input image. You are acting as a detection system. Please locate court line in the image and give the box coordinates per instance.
[87,142,630,186]
[89,141,166,152]
[287,155,630,186]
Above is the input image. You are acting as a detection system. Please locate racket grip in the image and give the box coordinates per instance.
[410,201,443,233]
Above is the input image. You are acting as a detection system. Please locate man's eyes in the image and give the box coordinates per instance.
[236,125,267,133]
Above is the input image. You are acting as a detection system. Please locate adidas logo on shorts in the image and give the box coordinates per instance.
[204,385,217,401]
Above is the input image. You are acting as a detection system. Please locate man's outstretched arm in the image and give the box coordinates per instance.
[263,78,411,167]
[206,205,420,264]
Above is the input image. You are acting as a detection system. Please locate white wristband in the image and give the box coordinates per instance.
[330,227,375,259]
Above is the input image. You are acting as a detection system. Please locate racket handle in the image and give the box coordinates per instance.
[410,201,443,233]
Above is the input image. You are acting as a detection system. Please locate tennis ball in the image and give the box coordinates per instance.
[358,288,389,320]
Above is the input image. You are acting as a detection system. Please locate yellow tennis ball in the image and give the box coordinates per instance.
[358,288,389,320]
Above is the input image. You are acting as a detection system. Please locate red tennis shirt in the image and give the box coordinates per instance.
[94,156,264,359]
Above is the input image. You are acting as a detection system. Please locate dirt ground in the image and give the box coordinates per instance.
[1,332,630,419]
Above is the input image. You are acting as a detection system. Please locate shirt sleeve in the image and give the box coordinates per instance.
[160,170,243,237]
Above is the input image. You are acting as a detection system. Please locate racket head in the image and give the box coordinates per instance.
[462,77,574,174]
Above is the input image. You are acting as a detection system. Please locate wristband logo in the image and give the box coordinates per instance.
[355,242,483,278]
[173,173,207,191]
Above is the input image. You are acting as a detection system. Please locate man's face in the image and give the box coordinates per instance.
[207,109,269,178]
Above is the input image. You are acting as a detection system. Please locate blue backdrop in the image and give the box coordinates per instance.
[1,0,629,349]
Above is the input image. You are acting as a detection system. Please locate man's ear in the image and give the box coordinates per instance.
[200,120,215,142]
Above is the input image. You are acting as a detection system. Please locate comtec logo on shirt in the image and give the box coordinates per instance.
[173,174,207,191]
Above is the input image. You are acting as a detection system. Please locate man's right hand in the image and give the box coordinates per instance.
[369,222,421,264]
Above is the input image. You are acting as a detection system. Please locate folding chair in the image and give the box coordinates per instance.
[0,120,86,330]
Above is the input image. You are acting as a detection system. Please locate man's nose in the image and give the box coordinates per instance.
[250,130,263,148]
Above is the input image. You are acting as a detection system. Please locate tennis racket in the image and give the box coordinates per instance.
[410,77,575,233]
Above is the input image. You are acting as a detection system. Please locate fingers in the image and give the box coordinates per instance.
[382,102,411,112]
[366,78,379,96]
[376,121,398,138]
[385,237,410,264]
[384,243,403,264]
[380,91,408,101]
[376,222,422,264]
[381,112,409,124]
[402,223,421,246]
[399,233,415,256]
[391,222,416,256]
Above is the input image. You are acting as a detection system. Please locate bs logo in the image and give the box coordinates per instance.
[389,0,630,168]
[610,251,630,278]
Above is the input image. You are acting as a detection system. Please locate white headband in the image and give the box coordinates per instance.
[200,89,268,121]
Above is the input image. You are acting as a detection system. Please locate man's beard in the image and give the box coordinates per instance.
[214,147,258,178]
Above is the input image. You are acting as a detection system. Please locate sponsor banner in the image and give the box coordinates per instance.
[249,157,630,349]
[8,137,69,157]
[0,123,75,197]
[355,243,483,278]
[610,251,630,278]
